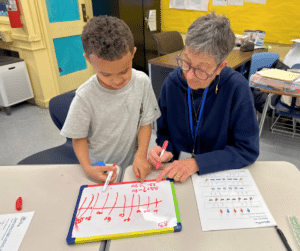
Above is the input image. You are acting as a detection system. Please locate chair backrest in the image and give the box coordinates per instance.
[152,31,184,56]
[49,90,76,130]
[291,63,300,69]
[248,52,280,80]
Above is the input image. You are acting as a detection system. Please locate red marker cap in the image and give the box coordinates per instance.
[16,197,22,211]
[162,140,169,150]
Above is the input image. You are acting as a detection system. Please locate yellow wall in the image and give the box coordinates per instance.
[161,0,300,45]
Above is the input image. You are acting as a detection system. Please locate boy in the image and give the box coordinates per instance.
[61,16,161,183]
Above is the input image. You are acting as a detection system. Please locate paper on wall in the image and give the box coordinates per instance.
[188,0,209,11]
[245,0,266,4]
[169,0,209,11]
[148,10,157,32]
[228,0,244,6]
[169,0,186,9]
[212,0,227,6]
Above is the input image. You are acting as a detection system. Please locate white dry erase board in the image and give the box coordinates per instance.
[66,179,181,244]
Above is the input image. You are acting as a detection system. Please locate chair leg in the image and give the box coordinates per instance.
[272,109,275,125]
[271,115,280,132]
[293,118,296,137]
[259,93,273,137]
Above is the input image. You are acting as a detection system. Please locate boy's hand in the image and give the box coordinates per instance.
[83,164,118,183]
[148,146,173,170]
[132,154,152,183]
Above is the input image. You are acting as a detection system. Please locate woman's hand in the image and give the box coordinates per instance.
[156,158,198,183]
[148,145,173,169]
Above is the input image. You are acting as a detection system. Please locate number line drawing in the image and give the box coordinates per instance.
[109,192,119,215]
[67,180,182,245]
[75,192,163,226]
[91,192,99,216]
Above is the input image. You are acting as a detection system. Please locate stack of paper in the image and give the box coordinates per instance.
[250,69,300,94]
[257,68,300,82]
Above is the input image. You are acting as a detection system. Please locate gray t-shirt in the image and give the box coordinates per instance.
[61,69,161,169]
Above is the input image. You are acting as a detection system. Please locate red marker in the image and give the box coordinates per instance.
[156,140,169,170]
[16,197,22,211]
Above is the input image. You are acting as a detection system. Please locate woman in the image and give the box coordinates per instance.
[148,12,259,182]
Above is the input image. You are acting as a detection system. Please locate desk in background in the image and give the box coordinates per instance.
[107,161,300,251]
[0,164,119,251]
[249,73,300,137]
[257,90,300,137]
[148,48,268,99]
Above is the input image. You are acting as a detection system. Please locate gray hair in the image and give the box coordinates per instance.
[81,15,134,61]
[185,12,235,64]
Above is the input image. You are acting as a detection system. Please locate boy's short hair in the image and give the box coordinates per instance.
[81,15,134,61]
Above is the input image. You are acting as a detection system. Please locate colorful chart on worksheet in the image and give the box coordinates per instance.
[66,179,181,244]
[192,169,276,231]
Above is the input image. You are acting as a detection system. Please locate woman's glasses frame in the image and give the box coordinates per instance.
[176,49,221,80]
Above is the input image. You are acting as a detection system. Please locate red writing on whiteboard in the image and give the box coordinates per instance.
[104,217,111,222]
[131,183,159,193]
[75,193,162,229]
[158,221,168,228]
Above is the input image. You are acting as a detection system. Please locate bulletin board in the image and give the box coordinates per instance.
[161,0,300,44]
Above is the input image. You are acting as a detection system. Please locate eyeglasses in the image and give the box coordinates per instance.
[176,50,221,80]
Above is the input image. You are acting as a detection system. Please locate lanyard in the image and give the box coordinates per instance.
[188,86,208,148]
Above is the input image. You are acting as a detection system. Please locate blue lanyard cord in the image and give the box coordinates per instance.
[188,86,209,143]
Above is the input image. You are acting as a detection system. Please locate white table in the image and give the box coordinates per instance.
[0,164,120,251]
[107,161,300,251]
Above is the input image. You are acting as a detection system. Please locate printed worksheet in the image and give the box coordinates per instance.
[0,212,34,251]
[192,169,276,231]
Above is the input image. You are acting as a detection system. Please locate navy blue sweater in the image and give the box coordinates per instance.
[156,66,259,175]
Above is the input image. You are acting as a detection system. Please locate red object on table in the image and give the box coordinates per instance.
[16,197,22,211]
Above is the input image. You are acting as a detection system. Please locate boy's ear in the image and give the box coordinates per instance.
[83,53,91,64]
[132,47,137,58]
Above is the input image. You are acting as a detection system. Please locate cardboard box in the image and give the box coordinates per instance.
[244,30,265,45]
